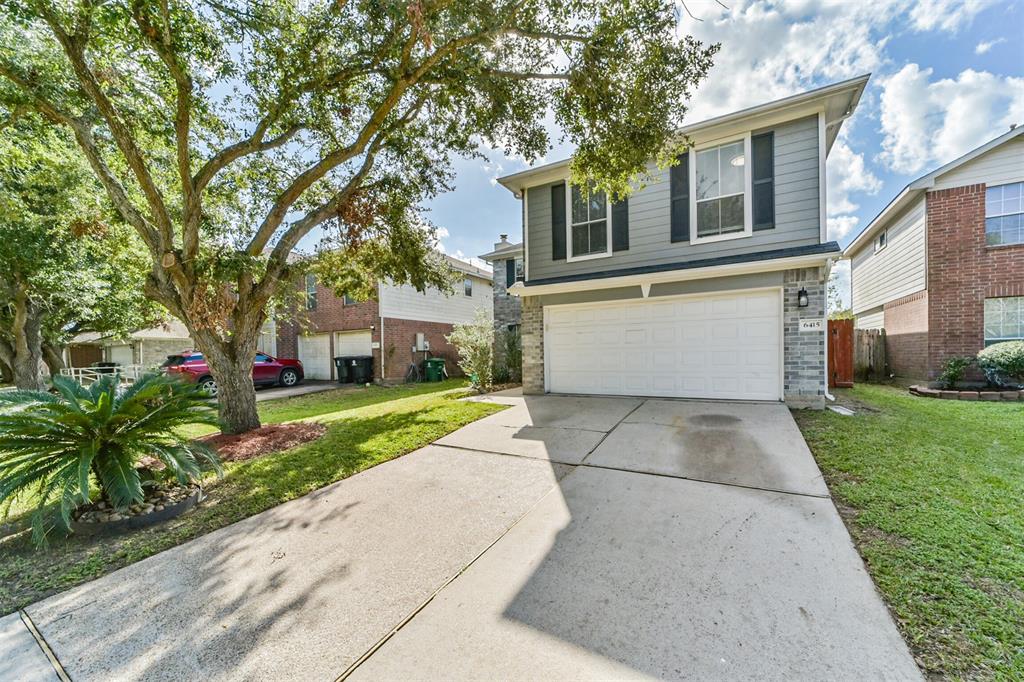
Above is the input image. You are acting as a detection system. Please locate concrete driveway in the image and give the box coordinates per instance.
[4,392,920,681]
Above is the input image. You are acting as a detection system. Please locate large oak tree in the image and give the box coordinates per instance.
[0,0,716,433]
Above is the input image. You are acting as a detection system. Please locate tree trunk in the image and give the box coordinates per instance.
[193,326,262,435]
[11,285,45,391]
[42,342,66,379]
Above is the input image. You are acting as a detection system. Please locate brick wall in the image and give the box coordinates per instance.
[783,266,826,409]
[380,317,462,380]
[520,296,544,394]
[883,290,929,380]
[926,184,1024,378]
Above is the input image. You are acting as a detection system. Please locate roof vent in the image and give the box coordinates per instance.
[499,234,508,242]
[1011,123,1019,130]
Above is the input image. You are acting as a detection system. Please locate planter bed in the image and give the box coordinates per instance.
[71,486,203,537]
[909,385,1023,401]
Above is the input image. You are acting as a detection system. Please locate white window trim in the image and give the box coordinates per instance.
[874,229,888,253]
[565,179,614,262]
[689,132,753,246]
[985,181,1024,218]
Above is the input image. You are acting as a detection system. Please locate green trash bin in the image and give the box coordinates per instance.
[423,358,446,382]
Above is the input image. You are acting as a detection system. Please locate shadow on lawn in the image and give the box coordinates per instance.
[0,400,475,619]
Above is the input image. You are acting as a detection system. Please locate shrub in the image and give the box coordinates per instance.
[446,309,494,392]
[937,356,973,389]
[493,327,522,384]
[0,373,222,543]
[976,341,1024,388]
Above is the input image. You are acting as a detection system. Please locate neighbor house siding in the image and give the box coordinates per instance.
[525,115,822,281]
[379,276,492,325]
[850,196,927,315]
[930,137,1024,191]
[854,308,885,330]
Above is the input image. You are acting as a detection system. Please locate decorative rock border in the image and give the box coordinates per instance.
[910,385,1023,401]
[70,487,203,537]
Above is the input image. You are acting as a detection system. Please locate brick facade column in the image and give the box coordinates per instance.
[783,266,826,409]
[520,296,545,394]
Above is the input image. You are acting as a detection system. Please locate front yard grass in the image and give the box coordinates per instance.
[0,379,504,615]
[794,384,1023,680]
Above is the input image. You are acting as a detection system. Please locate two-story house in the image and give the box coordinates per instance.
[275,254,493,382]
[496,75,869,408]
[845,126,1024,380]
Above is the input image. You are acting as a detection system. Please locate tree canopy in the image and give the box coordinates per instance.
[0,0,717,430]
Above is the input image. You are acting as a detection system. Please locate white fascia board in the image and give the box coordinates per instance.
[508,252,837,298]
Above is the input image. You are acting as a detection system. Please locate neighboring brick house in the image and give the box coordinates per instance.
[275,254,493,382]
[845,126,1024,381]
[495,76,870,408]
[479,234,524,332]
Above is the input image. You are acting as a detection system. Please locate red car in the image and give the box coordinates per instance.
[162,351,304,397]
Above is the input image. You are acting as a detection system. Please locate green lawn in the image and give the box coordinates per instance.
[0,379,504,615]
[794,385,1023,680]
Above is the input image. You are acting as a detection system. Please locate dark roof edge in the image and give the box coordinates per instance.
[524,242,840,287]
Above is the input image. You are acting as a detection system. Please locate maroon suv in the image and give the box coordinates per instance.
[162,351,304,397]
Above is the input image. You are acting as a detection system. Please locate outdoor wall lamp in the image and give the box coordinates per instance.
[797,288,809,308]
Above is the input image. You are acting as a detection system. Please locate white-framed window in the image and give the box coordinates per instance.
[875,229,888,253]
[690,134,752,244]
[984,296,1024,344]
[985,181,1024,246]
[514,257,524,281]
[567,180,611,261]
[463,277,473,296]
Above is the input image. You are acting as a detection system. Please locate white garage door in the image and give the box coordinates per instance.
[334,330,372,356]
[108,344,134,367]
[298,333,332,380]
[545,289,782,401]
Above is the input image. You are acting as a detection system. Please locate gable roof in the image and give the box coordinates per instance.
[844,125,1024,257]
[478,240,523,262]
[497,74,870,194]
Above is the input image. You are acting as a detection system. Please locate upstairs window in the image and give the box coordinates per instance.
[692,136,751,243]
[505,257,524,288]
[464,278,473,296]
[986,181,1023,246]
[875,229,888,253]
[984,296,1024,344]
[343,293,355,305]
[568,182,610,260]
[304,274,317,311]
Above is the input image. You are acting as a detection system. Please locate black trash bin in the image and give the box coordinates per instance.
[333,357,350,384]
[349,355,374,384]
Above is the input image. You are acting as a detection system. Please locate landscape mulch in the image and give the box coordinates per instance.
[201,422,327,463]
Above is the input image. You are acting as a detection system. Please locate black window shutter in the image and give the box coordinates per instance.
[612,198,629,252]
[505,259,516,287]
[752,132,775,231]
[551,183,566,260]
[669,154,689,243]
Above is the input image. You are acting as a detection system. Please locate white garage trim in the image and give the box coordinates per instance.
[543,286,784,401]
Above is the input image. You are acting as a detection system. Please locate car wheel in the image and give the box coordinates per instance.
[279,368,299,387]
[198,377,219,397]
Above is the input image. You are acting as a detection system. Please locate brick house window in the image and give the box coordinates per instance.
[305,274,317,311]
[984,296,1024,345]
[343,293,355,305]
[985,181,1024,246]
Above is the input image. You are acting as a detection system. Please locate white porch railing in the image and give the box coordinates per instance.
[60,365,147,386]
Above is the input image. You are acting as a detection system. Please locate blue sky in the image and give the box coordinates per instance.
[425,0,1024,304]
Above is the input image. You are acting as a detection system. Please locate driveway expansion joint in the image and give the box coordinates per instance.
[578,398,648,466]
[19,610,70,682]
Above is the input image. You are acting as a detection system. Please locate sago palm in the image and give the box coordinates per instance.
[0,372,223,541]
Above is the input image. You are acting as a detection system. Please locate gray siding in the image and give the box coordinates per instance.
[526,115,822,281]
[849,195,927,315]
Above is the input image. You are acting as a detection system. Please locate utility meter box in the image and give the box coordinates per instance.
[415,333,430,351]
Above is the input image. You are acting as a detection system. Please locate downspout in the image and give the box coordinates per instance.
[824,257,836,402]
[378,281,385,382]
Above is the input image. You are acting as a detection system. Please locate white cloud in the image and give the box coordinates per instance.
[908,0,999,32]
[435,227,450,240]
[975,37,1005,54]
[827,139,882,216]
[879,64,1024,174]
[827,215,860,242]
[828,259,852,311]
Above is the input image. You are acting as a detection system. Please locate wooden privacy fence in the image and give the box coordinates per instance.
[828,319,854,388]
[854,328,887,382]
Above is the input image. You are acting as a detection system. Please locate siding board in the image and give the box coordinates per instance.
[526,115,822,280]
[850,196,927,314]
